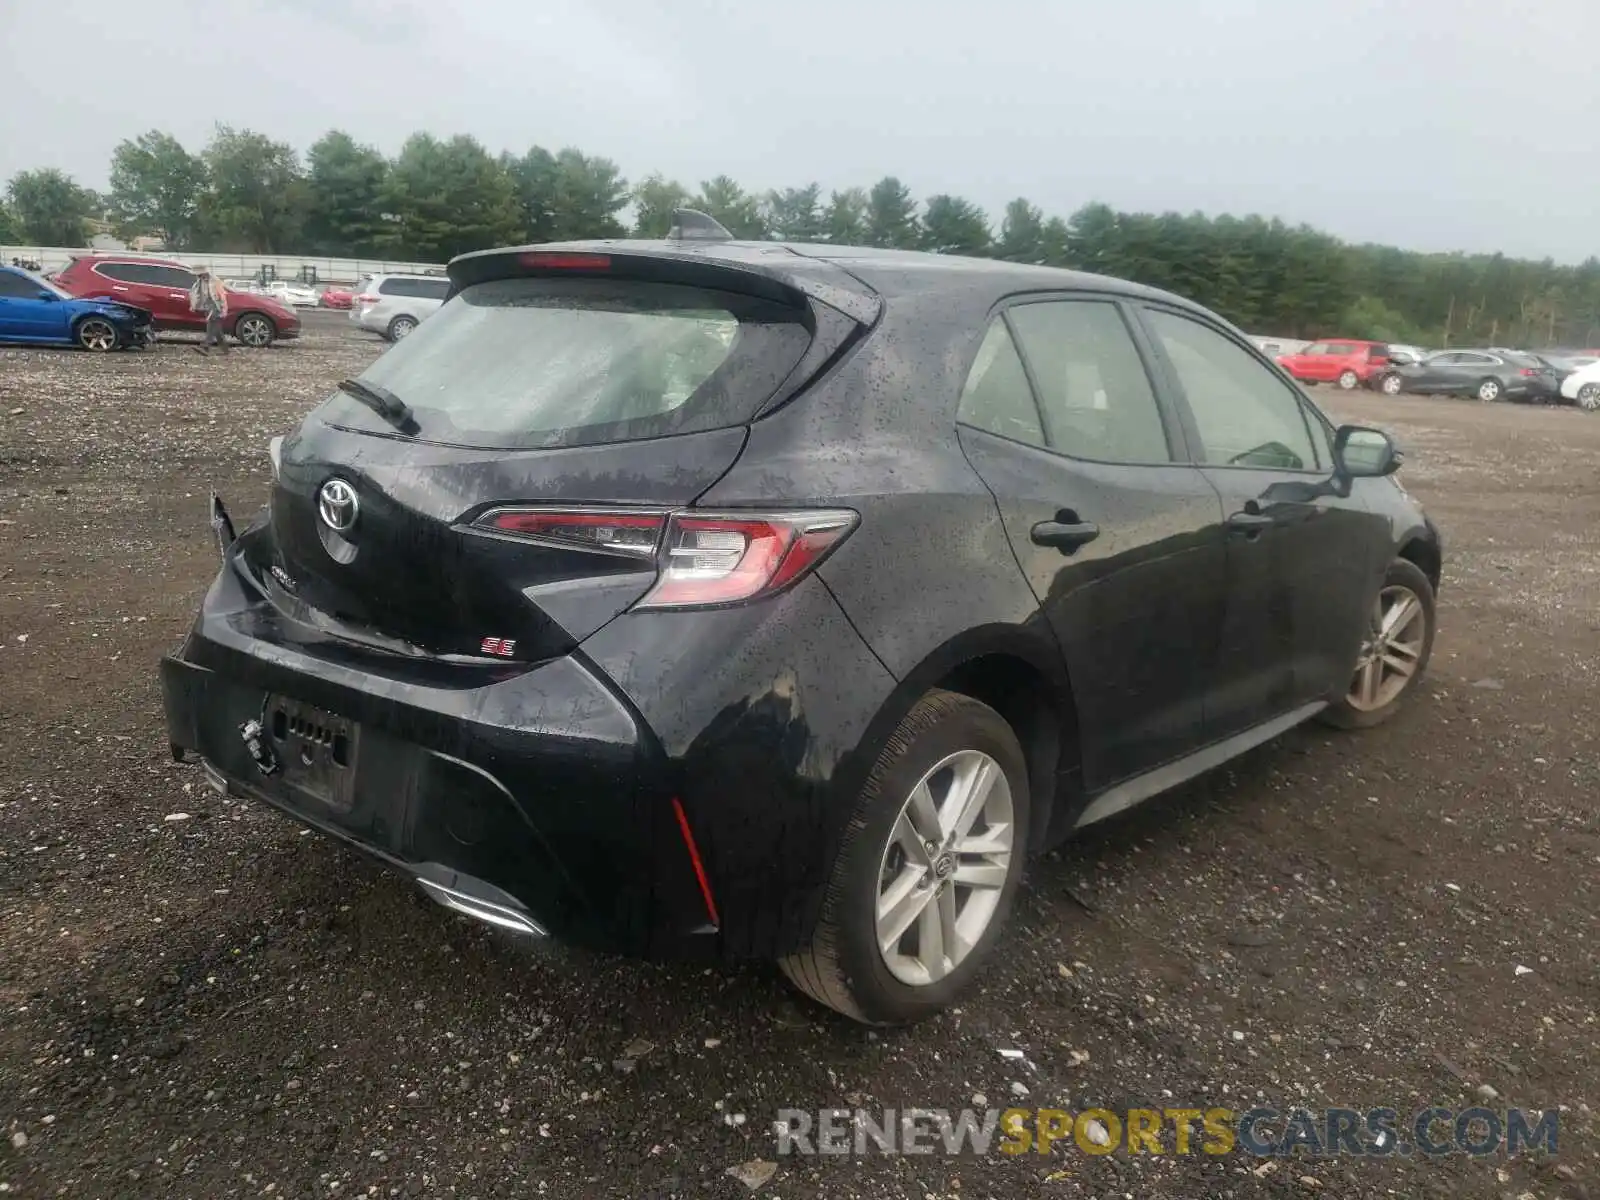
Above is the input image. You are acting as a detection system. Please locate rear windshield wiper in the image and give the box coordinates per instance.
[336,378,416,433]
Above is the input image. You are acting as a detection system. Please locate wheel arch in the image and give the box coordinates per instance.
[1397,533,1441,593]
[862,624,1082,857]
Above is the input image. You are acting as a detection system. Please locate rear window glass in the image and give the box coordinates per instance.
[318,277,812,450]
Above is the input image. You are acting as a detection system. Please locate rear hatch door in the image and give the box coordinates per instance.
[255,252,868,663]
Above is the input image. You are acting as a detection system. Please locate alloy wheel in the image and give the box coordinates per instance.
[1478,379,1501,402]
[1338,370,1358,390]
[1381,374,1403,396]
[1579,384,1600,413]
[77,319,117,352]
[1347,584,1427,712]
[391,317,417,340]
[875,749,1014,987]
[237,316,273,347]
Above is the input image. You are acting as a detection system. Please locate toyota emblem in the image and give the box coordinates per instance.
[317,478,359,533]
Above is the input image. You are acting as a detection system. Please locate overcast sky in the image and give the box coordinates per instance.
[3,0,1594,260]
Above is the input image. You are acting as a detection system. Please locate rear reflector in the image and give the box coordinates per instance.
[518,252,612,270]
[671,797,720,928]
[355,294,378,304]
[637,510,858,609]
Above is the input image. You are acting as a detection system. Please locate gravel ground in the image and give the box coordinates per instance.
[1,315,1596,1199]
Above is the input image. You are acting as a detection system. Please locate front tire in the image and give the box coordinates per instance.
[1577,383,1600,412]
[1476,377,1502,402]
[233,312,276,348]
[1379,372,1404,396]
[75,317,119,352]
[1337,369,1359,390]
[780,689,1031,1025]
[1319,558,1436,730]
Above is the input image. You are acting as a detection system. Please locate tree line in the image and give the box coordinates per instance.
[4,125,1597,348]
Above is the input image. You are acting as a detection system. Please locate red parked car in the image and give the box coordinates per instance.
[319,286,354,310]
[1276,340,1391,389]
[54,255,301,348]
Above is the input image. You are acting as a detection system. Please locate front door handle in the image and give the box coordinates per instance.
[1031,513,1100,554]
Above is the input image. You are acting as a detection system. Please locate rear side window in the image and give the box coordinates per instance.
[379,277,450,299]
[1007,300,1172,464]
[94,262,157,284]
[1366,344,1390,359]
[0,271,38,298]
[956,321,1044,446]
[1324,342,1355,355]
[319,277,812,450]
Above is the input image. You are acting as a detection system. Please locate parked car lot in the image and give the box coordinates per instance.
[54,254,301,348]
[1,313,1595,1197]
[0,263,154,351]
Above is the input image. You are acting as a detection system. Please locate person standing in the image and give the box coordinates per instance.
[189,266,229,354]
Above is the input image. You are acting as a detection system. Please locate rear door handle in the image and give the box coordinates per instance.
[112,286,129,292]
[1031,514,1100,554]
[1227,510,1275,535]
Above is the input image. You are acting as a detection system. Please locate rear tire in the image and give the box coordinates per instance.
[387,315,418,341]
[1578,383,1600,412]
[1337,369,1359,390]
[233,312,276,348]
[1318,558,1435,730]
[779,689,1031,1025]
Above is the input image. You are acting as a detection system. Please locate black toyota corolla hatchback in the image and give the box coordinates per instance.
[161,214,1442,1024]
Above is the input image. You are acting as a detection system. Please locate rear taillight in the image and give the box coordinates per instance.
[470,507,858,608]
[479,508,664,559]
[1520,368,1541,376]
[639,510,858,609]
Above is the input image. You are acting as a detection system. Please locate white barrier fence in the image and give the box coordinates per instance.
[1,246,446,285]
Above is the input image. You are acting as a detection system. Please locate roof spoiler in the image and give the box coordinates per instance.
[667,208,733,242]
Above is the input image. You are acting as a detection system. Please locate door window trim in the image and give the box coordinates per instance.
[961,290,1195,468]
[1133,301,1329,477]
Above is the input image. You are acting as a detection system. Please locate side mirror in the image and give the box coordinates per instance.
[1387,351,1413,365]
[1334,424,1401,477]
[37,290,58,302]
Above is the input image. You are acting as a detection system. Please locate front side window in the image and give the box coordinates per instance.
[956,319,1044,447]
[1144,309,1319,472]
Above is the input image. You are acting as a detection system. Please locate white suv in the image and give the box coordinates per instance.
[351,273,452,341]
